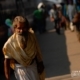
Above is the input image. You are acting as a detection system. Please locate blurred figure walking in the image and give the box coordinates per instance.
[49,4,61,34]
[72,12,80,42]
[32,2,47,34]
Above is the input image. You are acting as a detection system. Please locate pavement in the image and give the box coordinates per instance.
[42,30,80,80]
[36,19,80,80]
[1,18,80,80]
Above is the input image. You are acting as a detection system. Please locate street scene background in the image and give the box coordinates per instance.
[0,0,80,80]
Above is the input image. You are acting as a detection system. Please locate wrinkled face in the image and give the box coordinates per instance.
[15,22,28,35]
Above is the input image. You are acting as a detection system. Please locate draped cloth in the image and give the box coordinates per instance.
[3,31,45,80]
[14,61,40,80]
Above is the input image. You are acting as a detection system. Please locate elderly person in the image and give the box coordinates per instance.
[3,16,45,80]
[32,2,47,34]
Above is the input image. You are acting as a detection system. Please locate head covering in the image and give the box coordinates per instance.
[56,4,62,8]
[5,18,12,28]
[13,16,30,31]
[12,16,26,27]
[37,2,44,9]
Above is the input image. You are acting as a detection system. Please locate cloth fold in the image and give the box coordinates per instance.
[3,32,42,69]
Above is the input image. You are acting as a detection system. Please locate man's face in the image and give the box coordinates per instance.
[15,22,28,35]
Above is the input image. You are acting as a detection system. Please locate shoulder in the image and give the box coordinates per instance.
[28,28,34,34]
[28,31,36,40]
[3,33,16,47]
[28,31,35,37]
[8,33,16,42]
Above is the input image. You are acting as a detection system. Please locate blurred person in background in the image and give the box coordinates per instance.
[49,4,61,34]
[32,2,47,34]
[5,18,13,37]
[67,1,76,22]
[72,12,80,41]
[67,1,76,31]
[5,12,17,37]
[58,7,69,30]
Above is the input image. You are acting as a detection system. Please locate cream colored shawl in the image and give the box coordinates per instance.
[3,31,43,69]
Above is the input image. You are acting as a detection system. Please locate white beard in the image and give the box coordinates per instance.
[16,34,27,49]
